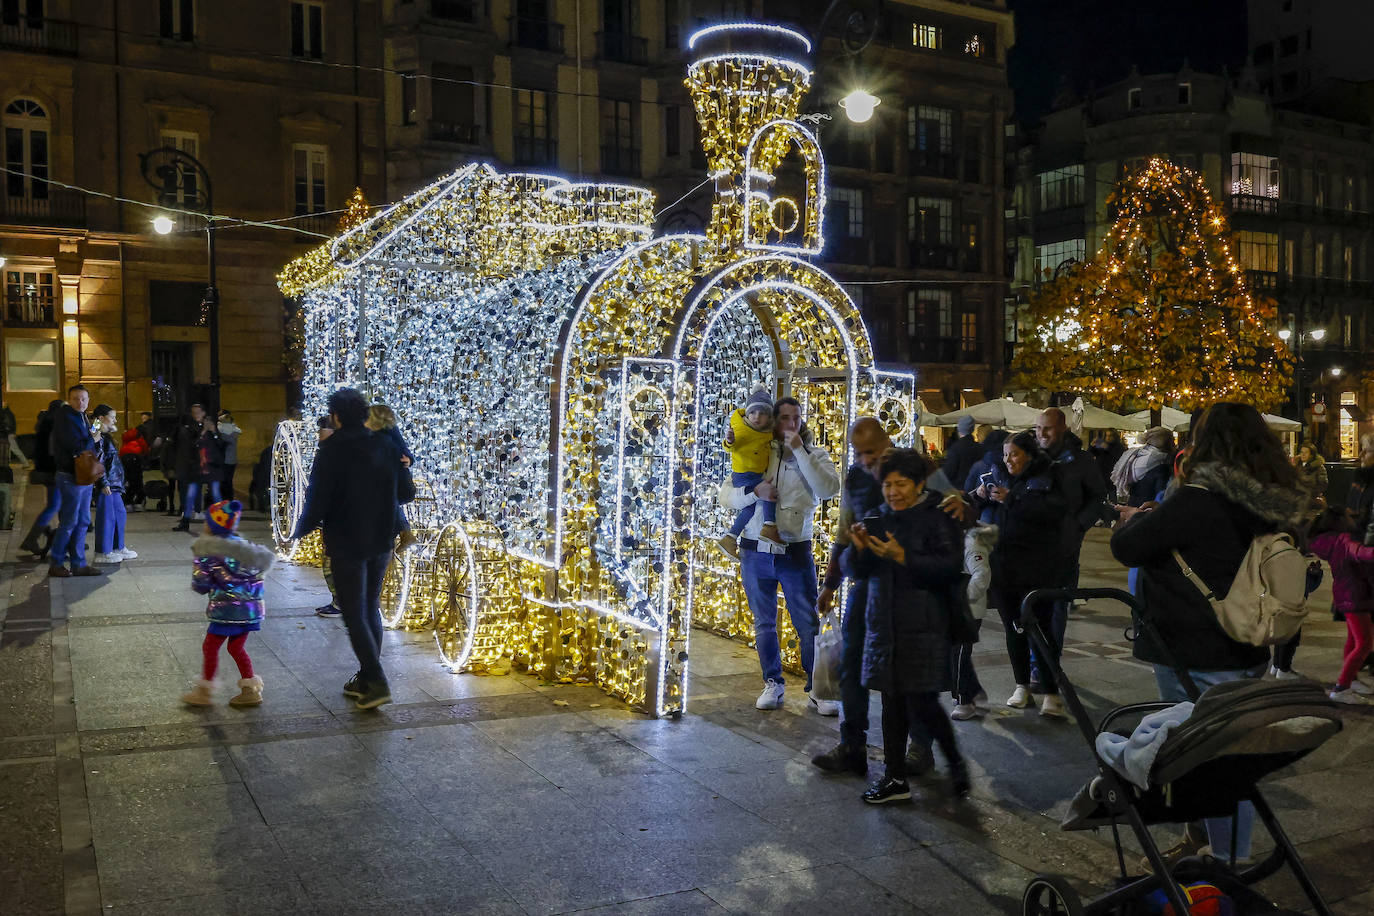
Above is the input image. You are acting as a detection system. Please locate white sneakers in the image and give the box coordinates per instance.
[1006,685,1033,708]
[119,547,138,559]
[1270,666,1300,680]
[755,679,784,710]
[951,703,980,720]
[1329,687,1367,705]
[1039,694,1067,718]
[1350,679,1372,696]
[92,552,122,564]
[807,693,840,716]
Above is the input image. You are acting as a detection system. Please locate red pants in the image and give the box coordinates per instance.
[1337,612,1373,689]
[202,633,254,681]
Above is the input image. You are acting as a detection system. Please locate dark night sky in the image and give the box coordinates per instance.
[1006,0,1251,124]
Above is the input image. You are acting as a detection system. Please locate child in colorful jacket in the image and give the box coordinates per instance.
[181,500,276,707]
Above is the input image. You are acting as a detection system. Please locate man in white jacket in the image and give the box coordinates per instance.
[720,396,841,711]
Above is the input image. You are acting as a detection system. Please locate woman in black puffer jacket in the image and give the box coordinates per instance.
[843,448,969,805]
[980,431,1071,716]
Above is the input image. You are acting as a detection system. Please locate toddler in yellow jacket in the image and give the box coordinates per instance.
[719,388,780,558]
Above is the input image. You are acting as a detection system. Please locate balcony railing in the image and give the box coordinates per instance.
[429,120,482,144]
[0,14,77,55]
[910,243,959,270]
[1231,194,1280,215]
[0,188,86,228]
[597,31,647,64]
[508,16,563,53]
[429,0,479,22]
[513,135,558,166]
[4,295,57,327]
[600,145,641,178]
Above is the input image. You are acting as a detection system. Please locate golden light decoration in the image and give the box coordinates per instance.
[273,22,916,716]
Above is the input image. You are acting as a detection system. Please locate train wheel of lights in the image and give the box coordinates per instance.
[380,527,439,630]
[269,422,311,558]
[429,523,480,672]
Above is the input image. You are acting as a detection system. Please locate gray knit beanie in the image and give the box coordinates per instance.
[744,388,773,415]
[957,415,975,436]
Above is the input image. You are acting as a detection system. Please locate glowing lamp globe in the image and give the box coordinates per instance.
[1310,328,1326,341]
[152,215,175,235]
[839,89,880,123]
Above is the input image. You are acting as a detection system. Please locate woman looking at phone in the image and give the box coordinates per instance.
[977,431,1071,717]
[844,447,970,804]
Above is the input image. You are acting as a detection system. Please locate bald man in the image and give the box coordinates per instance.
[812,417,967,777]
[1031,407,1109,689]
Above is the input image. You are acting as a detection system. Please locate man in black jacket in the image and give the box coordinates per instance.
[291,388,403,710]
[1032,408,1108,686]
[941,416,983,496]
[48,384,100,577]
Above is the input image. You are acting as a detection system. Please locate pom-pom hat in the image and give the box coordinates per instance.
[206,499,243,535]
[744,387,774,415]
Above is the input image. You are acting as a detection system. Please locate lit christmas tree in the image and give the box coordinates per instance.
[335,186,372,233]
[1013,158,1293,414]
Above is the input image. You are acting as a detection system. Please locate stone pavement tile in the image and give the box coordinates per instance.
[625,804,841,887]
[510,733,681,787]
[468,825,694,916]
[424,782,620,850]
[95,824,298,908]
[1245,823,1374,912]
[700,862,925,915]
[0,759,63,916]
[1260,763,1374,844]
[585,710,798,773]
[472,712,620,754]
[269,803,467,876]
[84,745,240,796]
[410,667,539,702]
[847,838,1035,916]
[0,628,55,738]
[227,732,369,775]
[683,755,862,815]
[1333,885,1374,916]
[102,879,318,916]
[296,850,520,914]
[566,889,729,915]
[757,794,949,860]
[555,769,741,833]
[88,782,267,842]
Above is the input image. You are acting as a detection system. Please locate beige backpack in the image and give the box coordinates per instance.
[1171,532,1311,646]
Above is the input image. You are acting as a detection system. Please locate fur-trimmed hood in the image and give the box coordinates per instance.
[192,534,276,571]
[965,523,998,551]
[1185,462,1309,529]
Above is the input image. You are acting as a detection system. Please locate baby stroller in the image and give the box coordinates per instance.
[1018,587,1342,916]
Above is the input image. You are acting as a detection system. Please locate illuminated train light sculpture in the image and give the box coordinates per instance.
[275,23,916,717]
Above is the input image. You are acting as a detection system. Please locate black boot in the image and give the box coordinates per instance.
[172,518,191,532]
[811,743,867,777]
[949,758,971,798]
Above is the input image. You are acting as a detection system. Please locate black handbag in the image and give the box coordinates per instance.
[396,464,416,505]
[945,572,981,644]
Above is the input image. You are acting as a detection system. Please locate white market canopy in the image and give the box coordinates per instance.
[1125,407,1302,433]
[1070,400,1147,432]
[933,398,1042,429]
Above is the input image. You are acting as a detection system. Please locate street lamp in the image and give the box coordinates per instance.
[839,89,880,123]
[1280,319,1328,437]
[139,146,219,415]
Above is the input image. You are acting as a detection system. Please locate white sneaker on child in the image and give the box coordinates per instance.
[92,552,122,564]
[118,547,138,559]
[1351,679,1373,696]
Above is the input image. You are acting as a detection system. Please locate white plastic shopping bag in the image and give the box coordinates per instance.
[811,612,843,701]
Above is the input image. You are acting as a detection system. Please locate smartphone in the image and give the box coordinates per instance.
[978,470,994,488]
[861,513,887,539]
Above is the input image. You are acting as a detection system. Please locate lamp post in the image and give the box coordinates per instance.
[139,146,219,415]
[1278,319,1326,439]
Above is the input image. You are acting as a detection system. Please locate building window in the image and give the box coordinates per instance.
[908,104,953,154]
[1034,238,1086,280]
[158,130,199,204]
[1235,231,1278,272]
[906,289,954,361]
[913,23,940,50]
[1340,391,1358,460]
[960,310,979,354]
[1315,168,1328,207]
[1177,82,1192,105]
[1345,245,1354,282]
[1344,314,1354,347]
[664,104,680,157]
[911,196,953,244]
[1230,152,1279,198]
[1314,240,1326,277]
[431,63,476,141]
[600,99,638,177]
[4,268,55,325]
[1128,87,1141,110]
[1284,239,1295,278]
[4,336,58,391]
[1037,164,1084,211]
[400,72,417,126]
[3,98,48,201]
[149,280,208,327]
[291,2,324,59]
[159,0,194,41]
[829,187,865,237]
[292,144,327,214]
[1345,176,1355,212]
[513,88,554,165]
[963,33,985,57]
[664,0,679,49]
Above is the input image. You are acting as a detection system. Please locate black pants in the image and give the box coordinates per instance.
[882,690,962,780]
[1272,628,1302,671]
[122,455,145,506]
[332,550,391,684]
[222,464,236,501]
[997,583,1060,693]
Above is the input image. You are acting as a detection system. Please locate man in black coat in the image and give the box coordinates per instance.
[47,384,100,577]
[1032,408,1109,686]
[941,416,983,496]
[291,388,403,710]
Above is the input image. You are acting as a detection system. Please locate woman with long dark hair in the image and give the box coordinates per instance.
[1111,402,1308,864]
[979,430,1071,717]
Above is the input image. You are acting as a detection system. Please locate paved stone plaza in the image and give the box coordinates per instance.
[1,478,1372,915]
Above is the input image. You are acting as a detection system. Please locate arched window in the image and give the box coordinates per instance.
[4,99,49,201]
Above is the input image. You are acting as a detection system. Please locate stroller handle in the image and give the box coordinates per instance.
[1019,587,1144,627]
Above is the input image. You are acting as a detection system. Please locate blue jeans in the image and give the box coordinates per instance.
[1153,663,1267,860]
[181,480,222,520]
[839,581,870,747]
[49,472,92,571]
[729,470,774,537]
[95,490,126,554]
[741,545,819,690]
